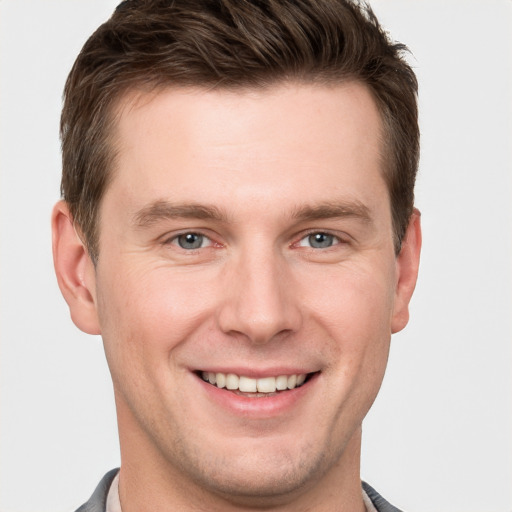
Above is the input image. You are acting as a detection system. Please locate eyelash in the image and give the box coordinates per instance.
[294,231,345,250]
[163,230,347,251]
[165,232,215,250]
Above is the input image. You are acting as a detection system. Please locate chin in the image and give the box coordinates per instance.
[170,433,341,506]
[191,455,319,504]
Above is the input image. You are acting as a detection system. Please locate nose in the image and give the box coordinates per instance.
[217,247,302,345]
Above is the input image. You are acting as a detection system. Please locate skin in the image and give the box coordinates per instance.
[52,81,421,511]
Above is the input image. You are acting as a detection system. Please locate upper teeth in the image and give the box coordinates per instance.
[201,372,307,393]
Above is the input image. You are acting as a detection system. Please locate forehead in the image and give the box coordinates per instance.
[106,82,387,219]
[116,81,383,153]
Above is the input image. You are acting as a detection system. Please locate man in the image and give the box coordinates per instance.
[52,0,421,510]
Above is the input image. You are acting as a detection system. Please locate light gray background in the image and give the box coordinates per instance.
[1,1,511,511]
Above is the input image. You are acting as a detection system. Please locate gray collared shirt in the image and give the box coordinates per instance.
[76,468,403,512]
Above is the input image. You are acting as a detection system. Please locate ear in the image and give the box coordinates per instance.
[51,200,101,335]
[391,208,422,334]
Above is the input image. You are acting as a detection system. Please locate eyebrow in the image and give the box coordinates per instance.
[133,201,228,227]
[290,200,372,223]
[133,198,372,228]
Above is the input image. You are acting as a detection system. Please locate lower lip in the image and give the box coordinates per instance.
[196,373,318,418]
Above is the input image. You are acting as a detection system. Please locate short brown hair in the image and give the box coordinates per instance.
[61,0,419,262]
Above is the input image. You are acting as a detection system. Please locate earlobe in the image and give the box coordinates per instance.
[391,208,422,334]
[51,200,101,335]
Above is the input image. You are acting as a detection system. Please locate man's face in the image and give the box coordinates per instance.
[80,82,418,503]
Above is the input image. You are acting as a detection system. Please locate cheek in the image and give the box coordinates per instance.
[306,263,395,388]
[95,263,218,375]
[95,265,220,430]
[309,263,396,338]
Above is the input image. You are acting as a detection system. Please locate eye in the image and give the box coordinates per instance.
[173,232,212,250]
[298,232,339,249]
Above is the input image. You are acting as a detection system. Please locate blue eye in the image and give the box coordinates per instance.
[299,232,338,249]
[175,233,209,250]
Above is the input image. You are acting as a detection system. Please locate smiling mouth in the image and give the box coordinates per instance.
[199,371,313,396]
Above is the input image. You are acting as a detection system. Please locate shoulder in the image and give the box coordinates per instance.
[75,468,120,512]
[362,481,404,512]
